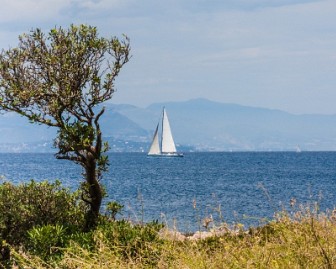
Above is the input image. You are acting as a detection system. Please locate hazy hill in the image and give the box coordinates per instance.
[108,98,336,151]
[1,98,336,152]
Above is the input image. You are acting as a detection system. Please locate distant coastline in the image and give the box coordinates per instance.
[2,99,336,152]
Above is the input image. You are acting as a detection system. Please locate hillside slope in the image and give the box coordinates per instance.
[1,98,336,152]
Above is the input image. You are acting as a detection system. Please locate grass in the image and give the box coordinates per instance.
[5,203,336,269]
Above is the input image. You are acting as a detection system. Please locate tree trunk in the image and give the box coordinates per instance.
[83,154,102,232]
[0,244,10,268]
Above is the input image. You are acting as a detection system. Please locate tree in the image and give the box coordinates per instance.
[0,24,130,230]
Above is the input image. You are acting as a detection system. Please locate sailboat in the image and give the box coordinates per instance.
[148,107,183,157]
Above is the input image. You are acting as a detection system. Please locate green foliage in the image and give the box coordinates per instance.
[100,219,163,247]
[56,122,95,153]
[10,218,164,266]
[27,224,68,261]
[0,24,131,127]
[97,219,164,265]
[0,180,85,245]
[26,224,94,262]
[105,201,124,221]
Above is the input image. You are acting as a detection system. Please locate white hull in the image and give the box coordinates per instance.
[148,152,184,158]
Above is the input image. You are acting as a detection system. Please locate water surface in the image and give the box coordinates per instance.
[1,152,335,231]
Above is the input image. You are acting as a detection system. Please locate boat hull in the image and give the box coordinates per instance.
[147,153,184,158]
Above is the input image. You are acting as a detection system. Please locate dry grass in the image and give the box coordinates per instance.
[7,205,336,269]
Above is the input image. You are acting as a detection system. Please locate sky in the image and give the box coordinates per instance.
[0,0,336,114]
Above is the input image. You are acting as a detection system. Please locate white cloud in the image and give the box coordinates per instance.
[0,0,336,113]
[64,0,129,17]
[0,0,69,22]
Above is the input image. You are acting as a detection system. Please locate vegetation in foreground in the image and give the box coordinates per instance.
[1,180,336,268]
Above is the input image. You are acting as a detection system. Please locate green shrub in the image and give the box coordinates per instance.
[0,180,85,245]
[13,219,164,265]
[97,219,164,265]
[105,201,124,221]
[25,224,94,263]
[27,224,67,261]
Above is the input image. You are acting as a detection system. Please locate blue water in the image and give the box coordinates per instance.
[0,152,335,232]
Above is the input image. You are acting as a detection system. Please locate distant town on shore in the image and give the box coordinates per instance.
[1,98,336,153]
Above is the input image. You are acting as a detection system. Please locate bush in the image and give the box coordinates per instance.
[0,180,85,245]
[16,218,164,265]
[27,224,67,261]
[26,224,94,262]
[105,201,124,221]
[97,219,164,265]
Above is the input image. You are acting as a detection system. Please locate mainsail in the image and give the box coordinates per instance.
[161,108,177,153]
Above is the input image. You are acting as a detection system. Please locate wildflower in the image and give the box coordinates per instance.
[331,208,336,223]
[202,215,213,229]
[290,198,296,207]
[192,199,197,209]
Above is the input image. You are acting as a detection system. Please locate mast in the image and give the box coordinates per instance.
[161,108,164,152]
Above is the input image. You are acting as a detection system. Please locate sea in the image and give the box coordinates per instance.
[0,152,336,232]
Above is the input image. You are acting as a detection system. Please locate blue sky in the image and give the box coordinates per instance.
[0,0,336,114]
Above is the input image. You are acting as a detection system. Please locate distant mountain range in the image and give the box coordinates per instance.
[1,98,336,152]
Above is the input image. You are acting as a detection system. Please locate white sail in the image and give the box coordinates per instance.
[148,123,161,155]
[161,108,177,153]
[148,107,183,157]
